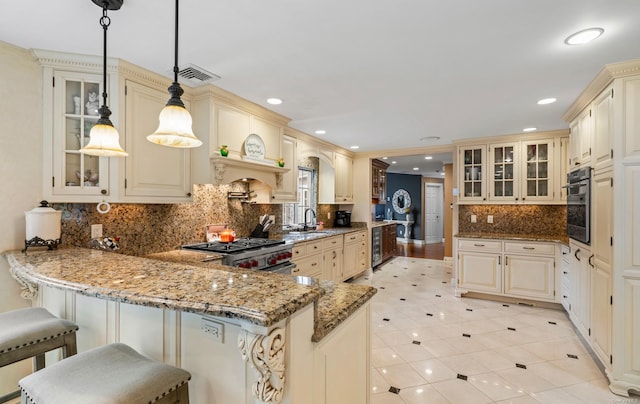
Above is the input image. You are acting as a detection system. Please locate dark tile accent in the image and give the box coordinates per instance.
[393,275,399,278]
[447,271,451,274]
[516,363,527,369]
[412,340,421,345]
[426,313,433,317]
[462,333,471,338]
[421,273,426,276]
[457,374,468,381]
[364,277,369,280]
[567,354,579,359]
[412,284,417,287]
[441,281,447,284]
[389,386,401,394]
[508,327,516,331]
[435,294,441,297]
[400,298,406,301]
[380,287,385,289]
[466,308,473,312]
[428,266,432,268]
[404,267,408,269]
[383,318,390,322]
[503,304,510,307]
[548,321,557,325]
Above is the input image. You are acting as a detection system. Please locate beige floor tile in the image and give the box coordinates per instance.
[370,391,405,404]
[496,367,556,394]
[371,346,406,367]
[392,342,436,362]
[408,358,457,383]
[370,368,390,395]
[439,352,491,376]
[378,363,428,389]
[562,378,639,403]
[399,384,450,404]
[431,378,493,404]
[467,371,527,401]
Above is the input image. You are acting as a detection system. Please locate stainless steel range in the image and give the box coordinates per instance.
[182,238,295,274]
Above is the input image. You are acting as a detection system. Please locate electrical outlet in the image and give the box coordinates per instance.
[470,215,477,223]
[487,215,494,224]
[327,212,331,219]
[91,224,103,238]
[201,318,224,343]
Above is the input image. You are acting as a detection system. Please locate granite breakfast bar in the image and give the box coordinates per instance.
[3,248,376,404]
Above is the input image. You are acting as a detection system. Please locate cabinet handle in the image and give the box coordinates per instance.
[498,256,501,265]
[563,295,568,299]
[332,251,337,259]
[574,248,581,261]
[187,192,192,197]
[505,256,509,266]
[563,271,568,275]
[295,250,300,254]
[562,251,567,255]
[311,262,317,267]
[522,247,535,250]
[588,254,594,268]
[473,244,485,247]
[101,189,107,195]
[293,268,300,273]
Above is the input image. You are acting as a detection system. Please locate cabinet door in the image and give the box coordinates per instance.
[343,241,359,280]
[504,254,555,301]
[458,251,501,294]
[291,253,322,278]
[215,104,250,155]
[124,81,191,201]
[334,153,353,202]
[271,135,297,202]
[520,139,554,202]
[592,86,614,171]
[558,137,570,202]
[323,247,343,282]
[488,142,518,202]
[570,242,591,339]
[458,146,486,202]
[48,71,111,201]
[576,108,593,167]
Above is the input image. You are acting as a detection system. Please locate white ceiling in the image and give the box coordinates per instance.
[2,0,640,158]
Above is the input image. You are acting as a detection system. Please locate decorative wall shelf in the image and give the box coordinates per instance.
[210,156,289,189]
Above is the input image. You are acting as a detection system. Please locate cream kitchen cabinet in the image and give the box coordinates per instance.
[568,106,592,168]
[322,235,343,282]
[334,153,353,203]
[569,240,591,341]
[592,85,614,172]
[458,145,487,202]
[342,230,367,280]
[457,238,557,303]
[252,134,298,203]
[560,244,571,311]
[122,80,192,202]
[291,239,323,278]
[36,50,193,204]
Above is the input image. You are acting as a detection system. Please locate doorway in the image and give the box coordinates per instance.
[424,183,443,244]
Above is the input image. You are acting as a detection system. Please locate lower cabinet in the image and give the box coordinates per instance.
[343,230,367,280]
[323,236,343,282]
[291,240,323,278]
[569,240,592,341]
[382,224,397,262]
[457,238,557,303]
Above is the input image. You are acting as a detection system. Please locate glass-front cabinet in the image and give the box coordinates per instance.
[521,139,553,202]
[489,142,518,201]
[50,71,111,200]
[459,146,486,201]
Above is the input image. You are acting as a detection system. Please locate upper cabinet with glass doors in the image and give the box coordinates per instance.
[457,133,564,204]
[50,71,112,201]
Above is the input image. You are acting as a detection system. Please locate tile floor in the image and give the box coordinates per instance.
[352,256,639,404]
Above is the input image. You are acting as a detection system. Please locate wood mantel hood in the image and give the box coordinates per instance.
[209,156,289,189]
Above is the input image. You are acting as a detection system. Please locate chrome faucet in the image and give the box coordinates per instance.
[303,208,316,231]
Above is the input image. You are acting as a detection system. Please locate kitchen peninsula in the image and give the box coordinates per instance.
[3,248,376,404]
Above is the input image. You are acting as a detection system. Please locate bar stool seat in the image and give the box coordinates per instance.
[19,343,191,404]
[0,307,78,403]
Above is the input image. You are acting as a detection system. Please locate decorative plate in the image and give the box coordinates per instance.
[392,189,411,214]
[244,133,266,160]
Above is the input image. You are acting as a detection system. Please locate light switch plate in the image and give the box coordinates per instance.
[471,215,477,223]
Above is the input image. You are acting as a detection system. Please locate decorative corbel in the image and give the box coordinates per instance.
[238,327,286,403]
[7,256,39,300]
[214,163,225,185]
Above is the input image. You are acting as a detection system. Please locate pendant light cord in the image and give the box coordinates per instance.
[173,0,179,83]
[100,3,111,108]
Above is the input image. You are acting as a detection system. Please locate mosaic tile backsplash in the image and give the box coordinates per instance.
[55,183,348,256]
[458,204,567,237]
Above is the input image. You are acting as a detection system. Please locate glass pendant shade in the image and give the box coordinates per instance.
[83,114,128,157]
[147,104,202,148]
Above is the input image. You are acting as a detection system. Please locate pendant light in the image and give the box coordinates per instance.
[147,0,202,148]
[81,0,128,157]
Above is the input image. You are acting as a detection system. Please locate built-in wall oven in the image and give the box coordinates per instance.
[566,166,591,245]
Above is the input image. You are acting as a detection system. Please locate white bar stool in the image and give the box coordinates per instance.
[0,307,78,403]
[19,343,191,404]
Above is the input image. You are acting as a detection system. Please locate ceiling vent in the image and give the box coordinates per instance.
[171,63,220,87]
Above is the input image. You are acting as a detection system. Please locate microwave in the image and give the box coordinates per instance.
[566,167,591,245]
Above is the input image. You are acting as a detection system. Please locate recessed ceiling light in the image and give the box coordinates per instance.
[266,98,282,105]
[565,28,604,45]
[315,130,326,135]
[382,157,388,160]
[523,127,537,132]
[413,167,419,171]
[537,98,557,105]
[424,156,433,160]
[420,136,440,141]
[350,145,359,149]
[391,161,397,164]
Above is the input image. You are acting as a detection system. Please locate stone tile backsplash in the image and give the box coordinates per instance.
[458,204,566,236]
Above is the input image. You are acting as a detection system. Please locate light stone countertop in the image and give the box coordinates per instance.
[145,248,377,342]
[3,246,377,342]
[456,232,569,245]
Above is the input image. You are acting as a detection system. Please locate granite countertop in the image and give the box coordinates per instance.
[3,248,324,329]
[456,232,570,245]
[281,227,366,243]
[144,249,377,342]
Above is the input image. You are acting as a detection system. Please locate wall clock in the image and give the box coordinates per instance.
[392,189,411,214]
